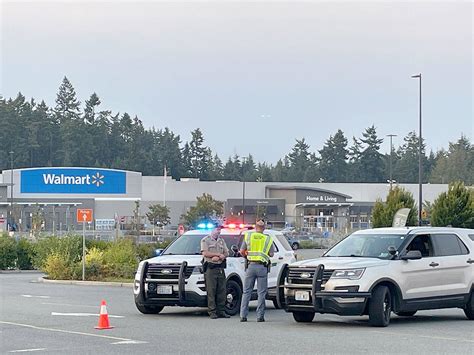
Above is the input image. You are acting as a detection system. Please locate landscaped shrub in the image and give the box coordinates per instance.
[0,234,17,269]
[84,247,105,280]
[43,252,73,280]
[103,239,138,278]
[16,238,35,270]
[33,236,82,269]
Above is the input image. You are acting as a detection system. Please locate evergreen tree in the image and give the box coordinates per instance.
[54,77,82,166]
[392,131,428,183]
[256,162,273,182]
[347,137,363,182]
[242,154,257,181]
[287,138,310,182]
[430,136,474,185]
[431,181,474,228]
[359,125,384,182]
[318,129,348,182]
[371,186,418,227]
[188,128,211,179]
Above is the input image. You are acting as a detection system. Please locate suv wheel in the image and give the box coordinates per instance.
[395,311,417,317]
[225,280,242,316]
[368,285,392,327]
[135,303,164,314]
[292,311,315,323]
[463,290,474,320]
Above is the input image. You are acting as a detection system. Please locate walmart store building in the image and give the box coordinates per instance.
[0,167,449,233]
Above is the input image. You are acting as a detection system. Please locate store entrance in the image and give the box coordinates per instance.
[301,207,335,232]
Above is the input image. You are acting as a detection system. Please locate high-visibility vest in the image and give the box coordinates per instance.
[244,232,272,264]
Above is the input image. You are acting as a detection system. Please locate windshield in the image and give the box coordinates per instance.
[325,234,407,259]
[163,233,242,255]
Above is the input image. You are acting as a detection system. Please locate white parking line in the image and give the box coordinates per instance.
[21,295,51,299]
[371,330,474,344]
[42,302,97,308]
[51,312,124,318]
[8,349,46,353]
[0,321,146,345]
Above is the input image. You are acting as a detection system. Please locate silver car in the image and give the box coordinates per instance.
[279,227,474,327]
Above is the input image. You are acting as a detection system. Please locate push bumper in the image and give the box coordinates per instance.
[135,261,208,308]
[282,264,371,316]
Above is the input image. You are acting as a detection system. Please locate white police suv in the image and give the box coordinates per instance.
[134,224,296,315]
[279,227,474,326]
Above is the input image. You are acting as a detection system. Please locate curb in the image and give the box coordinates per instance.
[38,277,133,287]
[0,270,43,274]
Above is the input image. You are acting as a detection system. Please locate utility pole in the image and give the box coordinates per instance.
[9,151,14,231]
[386,134,397,189]
[411,73,423,225]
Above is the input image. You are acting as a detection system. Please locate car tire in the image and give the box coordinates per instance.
[225,279,242,316]
[135,303,164,314]
[368,285,392,327]
[463,290,474,320]
[395,311,417,317]
[292,242,299,251]
[292,311,315,323]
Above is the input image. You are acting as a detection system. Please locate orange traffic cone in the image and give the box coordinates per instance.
[95,300,114,330]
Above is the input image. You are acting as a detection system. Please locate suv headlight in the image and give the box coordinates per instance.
[331,268,365,280]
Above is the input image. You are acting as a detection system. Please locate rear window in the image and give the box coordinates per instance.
[469,235,474,242]
[432,234,469,256]
[272,232,293,251]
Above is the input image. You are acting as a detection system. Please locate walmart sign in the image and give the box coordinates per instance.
[21,168,126,194]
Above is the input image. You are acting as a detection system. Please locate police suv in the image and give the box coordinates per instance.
[134,224,296,315]
[278,227,474,327]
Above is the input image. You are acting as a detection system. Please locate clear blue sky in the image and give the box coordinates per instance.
[1,1,472,163]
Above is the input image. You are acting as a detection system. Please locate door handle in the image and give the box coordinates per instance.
[467,259,474,264]
[429,262,439,267]
[278,257,284,260]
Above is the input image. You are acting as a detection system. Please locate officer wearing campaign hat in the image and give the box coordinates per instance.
[201,225,230,319]
[239,219,274,322]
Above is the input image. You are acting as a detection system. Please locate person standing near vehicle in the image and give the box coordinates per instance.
[201,225,230,319]
[239,219,274,322]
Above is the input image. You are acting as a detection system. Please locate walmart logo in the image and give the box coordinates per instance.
[42,171,105,186]
[91,172,105,187]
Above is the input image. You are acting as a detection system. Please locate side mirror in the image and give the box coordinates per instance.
[155,248,164,257]
[388,246,397,256]
[400,250,422,260]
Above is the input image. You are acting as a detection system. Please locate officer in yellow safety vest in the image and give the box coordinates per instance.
[239,219,274,322]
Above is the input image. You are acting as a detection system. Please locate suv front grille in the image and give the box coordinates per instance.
[288,267,334,285]
[146,263,193,280]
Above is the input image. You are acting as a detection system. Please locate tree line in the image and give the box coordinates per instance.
[1,76,472,185]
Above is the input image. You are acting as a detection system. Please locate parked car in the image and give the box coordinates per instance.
[280,227,474,327]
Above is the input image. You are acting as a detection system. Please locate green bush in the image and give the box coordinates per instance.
[0,234,17,269]
[431,181,474,228]
[43,252,73,280]
[86,239,110,251]
[103,239,138,278]
[16,238,35,270]
[33,236,82,269]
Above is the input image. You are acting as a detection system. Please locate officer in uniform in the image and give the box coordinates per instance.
[201,225,230,319]
[239,219,274,322]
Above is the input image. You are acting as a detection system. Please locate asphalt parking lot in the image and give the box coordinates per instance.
[1,250,473,354]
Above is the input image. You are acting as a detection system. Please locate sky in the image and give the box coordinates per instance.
[1,0,472,163]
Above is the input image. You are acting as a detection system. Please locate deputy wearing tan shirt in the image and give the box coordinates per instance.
[201,226,230,319]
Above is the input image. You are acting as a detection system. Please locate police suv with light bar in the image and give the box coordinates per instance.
[134,224,296,315]
[277,227,474,327]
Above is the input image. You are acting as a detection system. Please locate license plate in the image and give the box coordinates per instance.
[295,291,310,301]
[157,285,173,294]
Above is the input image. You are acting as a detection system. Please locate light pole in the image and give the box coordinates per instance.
[411,73,422,225]
[9,151,14,231]
[386,134,397,189]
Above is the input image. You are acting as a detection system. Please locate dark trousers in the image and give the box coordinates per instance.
[205,267,226,315]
